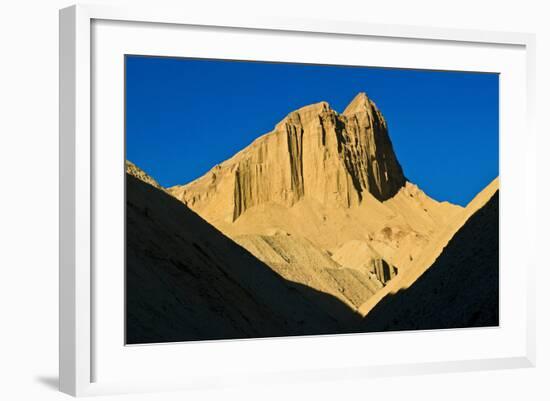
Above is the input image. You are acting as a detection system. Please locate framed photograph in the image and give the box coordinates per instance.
[59,4,536,396]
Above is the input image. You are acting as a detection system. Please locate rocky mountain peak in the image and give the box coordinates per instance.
[343,92,371,115]
[170,92,406,221]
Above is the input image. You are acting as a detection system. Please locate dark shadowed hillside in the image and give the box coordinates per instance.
[126,173,361,344]
[362,191,499,332]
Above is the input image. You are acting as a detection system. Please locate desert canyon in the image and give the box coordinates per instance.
[126,92,499,343]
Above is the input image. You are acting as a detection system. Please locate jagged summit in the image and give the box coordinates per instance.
[343,92,371,115]
[291,100,331,115]
[278,93,382,127]
[170,91,406,222]
[275,100,331,130]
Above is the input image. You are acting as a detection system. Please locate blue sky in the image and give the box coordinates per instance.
[126,56,498,207]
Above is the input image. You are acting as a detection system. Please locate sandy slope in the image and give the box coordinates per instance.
[358,178,499,317]
[209,181,462,269]
[189,180,461,310]
[235,233,384,310]
[362,189,499,330]
[185,180,460,309]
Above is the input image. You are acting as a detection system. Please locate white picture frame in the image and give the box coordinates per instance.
[59,4,536,397]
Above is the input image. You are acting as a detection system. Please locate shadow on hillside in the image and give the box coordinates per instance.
[126,174,362,345]
[362,191,499,332]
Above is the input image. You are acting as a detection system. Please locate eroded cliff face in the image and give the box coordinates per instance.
[171,93,406,221]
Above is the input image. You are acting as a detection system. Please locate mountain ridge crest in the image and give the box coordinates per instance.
[170,92,406,220]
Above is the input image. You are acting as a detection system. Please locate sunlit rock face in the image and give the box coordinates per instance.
[170,92,406,221]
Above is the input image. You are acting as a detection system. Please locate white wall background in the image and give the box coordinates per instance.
[0,0,547,399]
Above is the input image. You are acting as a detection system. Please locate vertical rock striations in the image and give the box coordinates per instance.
[170,93,406,221]
[342,92,406,201]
